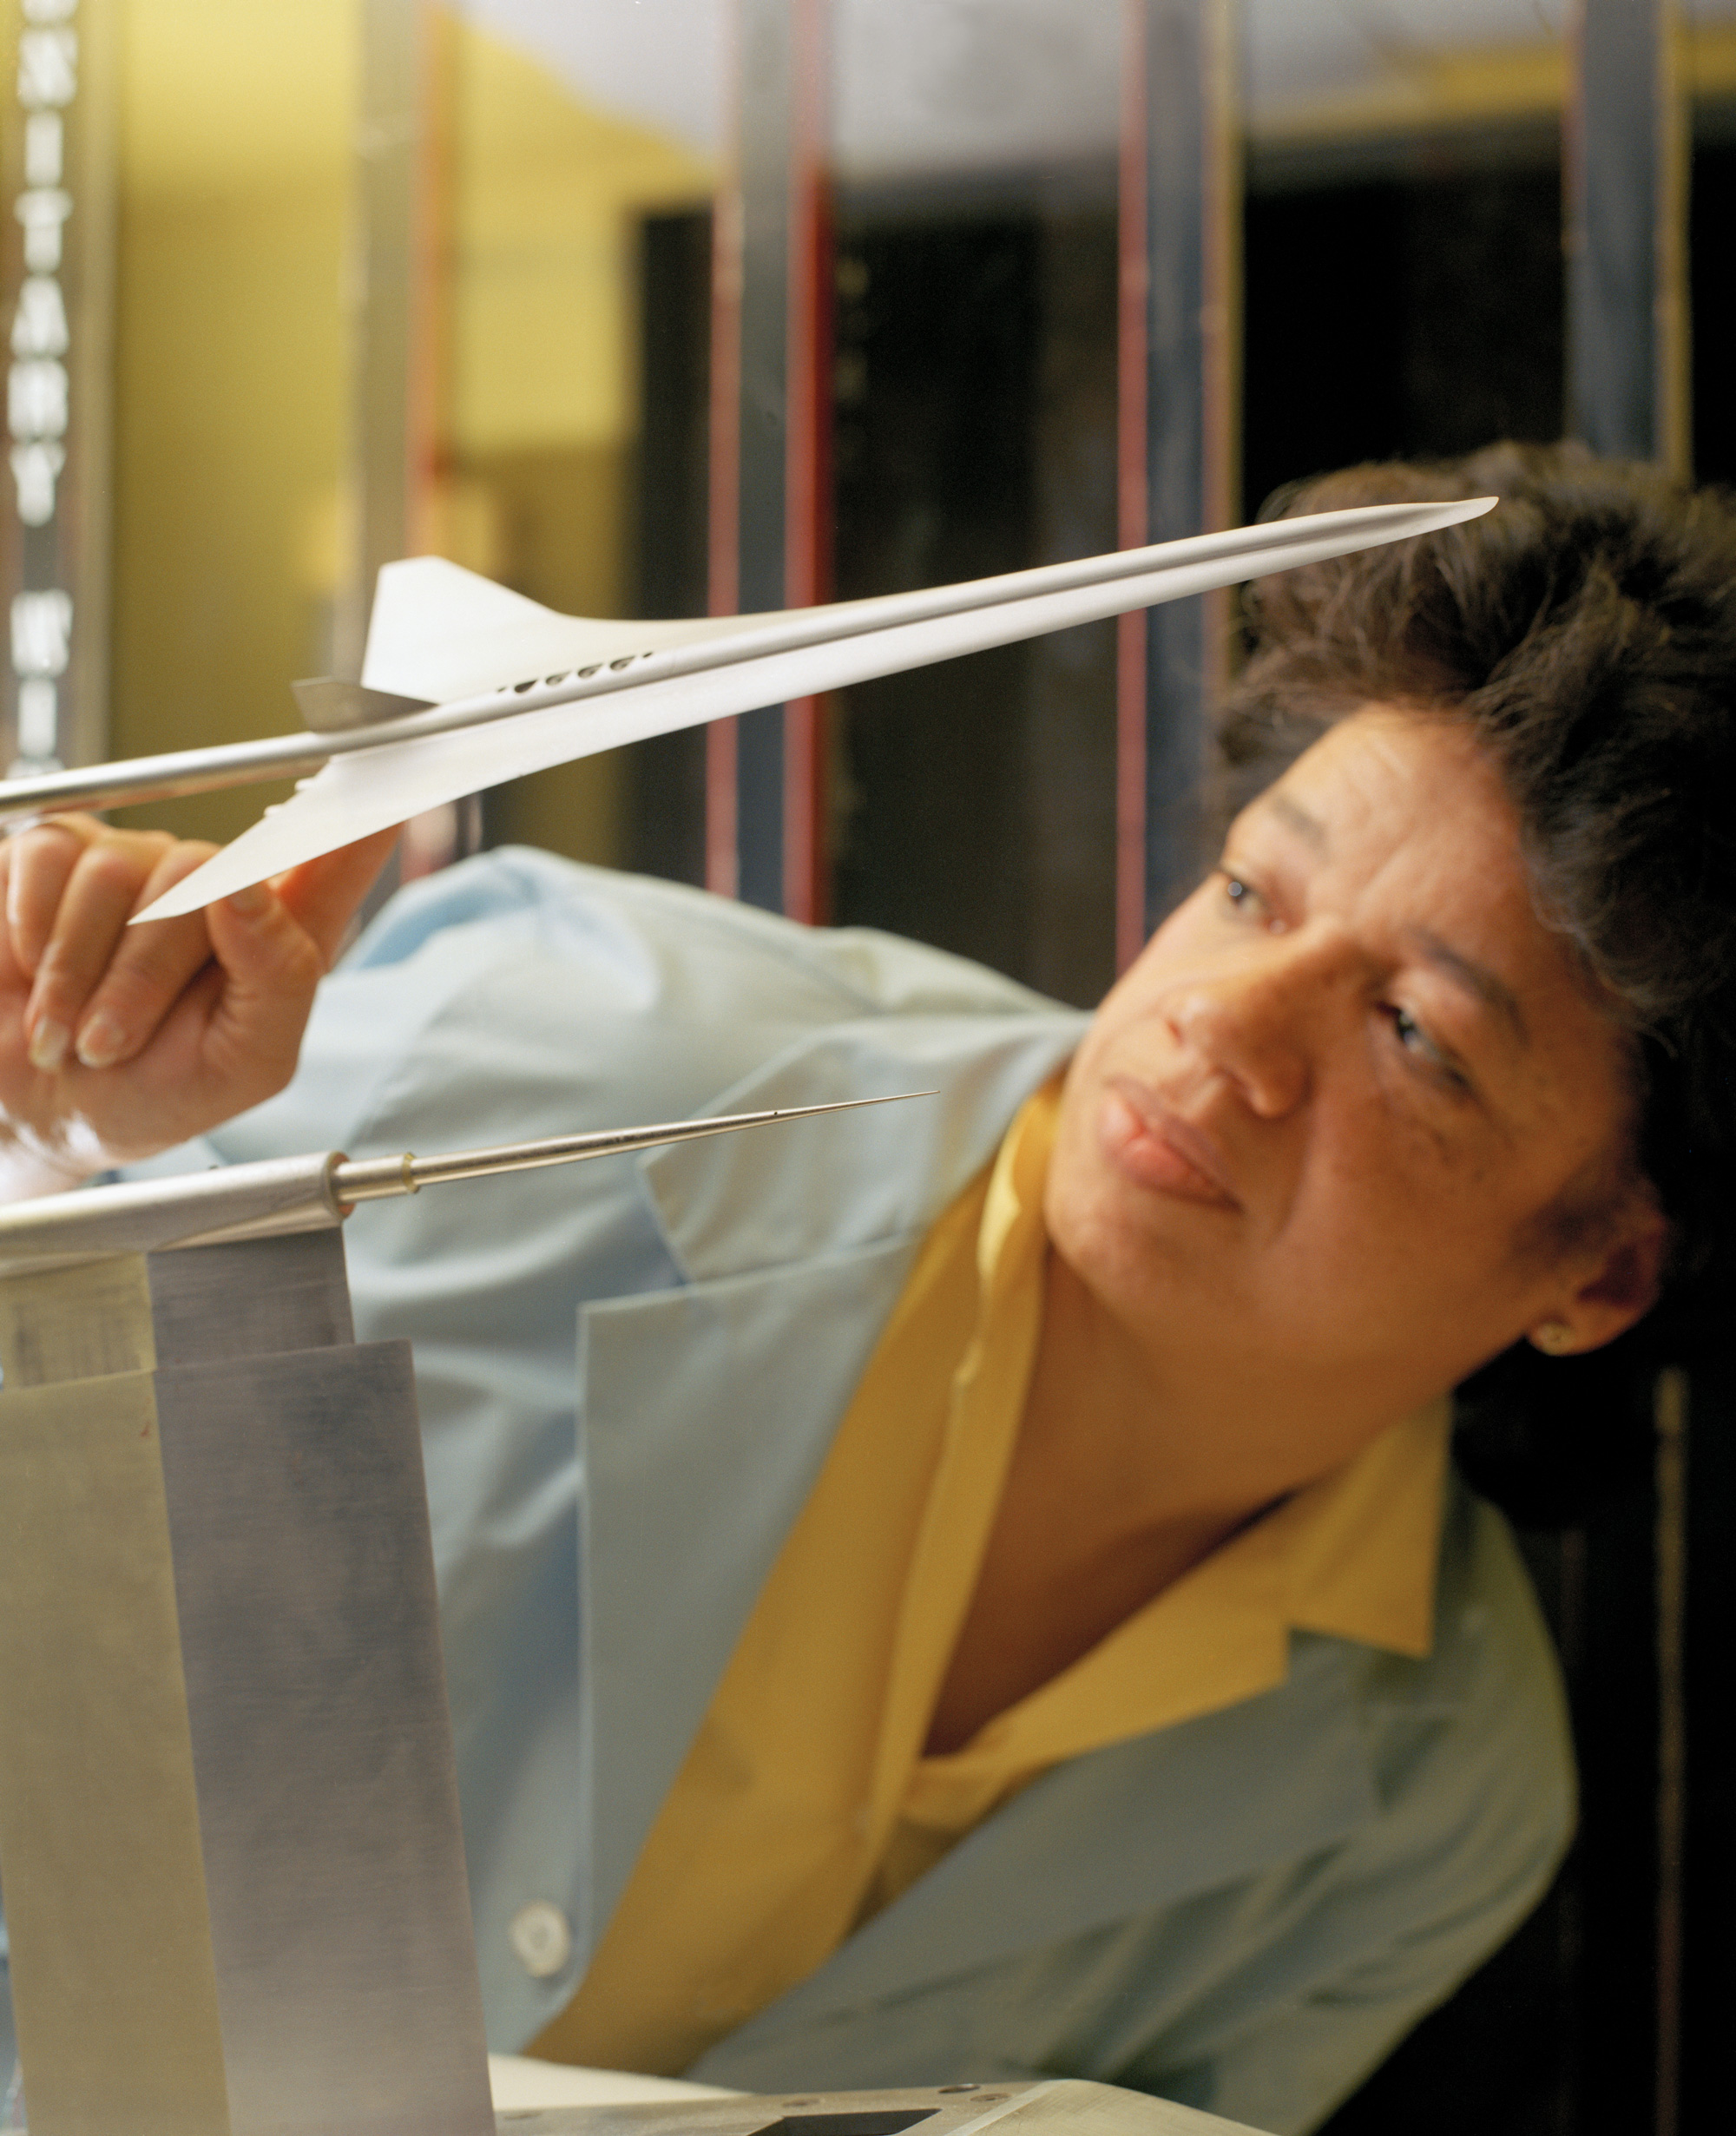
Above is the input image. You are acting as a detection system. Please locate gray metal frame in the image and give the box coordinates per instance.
[1119,0,1239,956]
[1566,0,1689,470]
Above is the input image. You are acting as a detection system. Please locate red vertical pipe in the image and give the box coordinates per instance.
[1115,0,1150,975]
[705,23,745,898]
[781,0,831,925]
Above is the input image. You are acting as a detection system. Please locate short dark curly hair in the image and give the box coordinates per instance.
[1216,443,1736,1517]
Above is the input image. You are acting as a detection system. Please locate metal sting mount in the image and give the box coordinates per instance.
[0,1098,914,2136]
[0,1093,1270,2136]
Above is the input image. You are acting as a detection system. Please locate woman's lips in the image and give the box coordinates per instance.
[1100,1079,1241,1209]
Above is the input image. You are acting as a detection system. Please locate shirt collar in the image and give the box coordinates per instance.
[983,1077,1450,1665]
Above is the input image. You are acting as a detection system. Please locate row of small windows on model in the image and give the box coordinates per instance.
[9,0,81,774]
[504,654,653,692]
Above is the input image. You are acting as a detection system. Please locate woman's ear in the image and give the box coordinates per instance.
[1529,1197,1672,1357]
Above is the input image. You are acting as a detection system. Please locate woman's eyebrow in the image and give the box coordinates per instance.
[1260,791,1328,851]
[1407,928,1529,1045]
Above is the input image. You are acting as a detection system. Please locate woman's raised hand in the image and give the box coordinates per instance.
[0,816,400,1186]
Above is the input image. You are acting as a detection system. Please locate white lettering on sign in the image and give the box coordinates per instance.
[24,112,62,187]
[10,1,82,775]
[11,278,68,358]
[17,28,77,108]
[15,677,58,762]
[8,359,68,439]
[15,189,71,273]
[10,442,65,525]
[11,589,73,678]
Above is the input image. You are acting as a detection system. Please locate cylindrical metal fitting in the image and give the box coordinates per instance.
[0,1153,346,1277]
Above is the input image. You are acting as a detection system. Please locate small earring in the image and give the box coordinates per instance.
[1530,1320,1576,1356]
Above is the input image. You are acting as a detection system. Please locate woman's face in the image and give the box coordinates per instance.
[1048,707,1664,1431]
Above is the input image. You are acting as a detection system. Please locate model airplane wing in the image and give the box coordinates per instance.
[103,495,1493,923]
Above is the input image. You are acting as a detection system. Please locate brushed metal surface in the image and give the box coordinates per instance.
[0,1368,232,2136]
[0,1232,355,1388]
[155,1340,492,2136]
[0,1251,154,1386]
[147,1229,355,1365]
[0,1153,343,1276]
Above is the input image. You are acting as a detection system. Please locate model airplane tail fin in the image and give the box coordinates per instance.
[361,556,762,704]
[291,679,436,733]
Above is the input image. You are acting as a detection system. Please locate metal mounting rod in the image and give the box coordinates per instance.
[330,1092,926,1200]
[0,1093,930,1275]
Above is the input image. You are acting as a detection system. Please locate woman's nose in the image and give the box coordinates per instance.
[1166,946,1322,1117]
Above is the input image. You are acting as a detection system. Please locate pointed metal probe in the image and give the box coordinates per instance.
[332,1092,928,1200]
[0,1091,932,1276]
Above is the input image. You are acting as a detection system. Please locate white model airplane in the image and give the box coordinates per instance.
[0,496,1495,922]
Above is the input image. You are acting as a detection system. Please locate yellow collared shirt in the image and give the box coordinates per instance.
[533,1081,1449,2074]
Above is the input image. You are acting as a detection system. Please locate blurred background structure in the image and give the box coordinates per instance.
[3,3,1735,2132]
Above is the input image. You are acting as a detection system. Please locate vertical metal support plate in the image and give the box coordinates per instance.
[0,1367,232,2136]
[154,1338,493,2136]
[147,1228,356,1365]
[0,1252,155,1387]
[0,1235,492,2136]
[0,1228,352,1393]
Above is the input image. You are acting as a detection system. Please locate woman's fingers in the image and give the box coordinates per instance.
[268,827,404,964]
[193,883,333,1103]
[4,818,95,978]
[187,831,402,1100]
[17,827,201,1069]
[66,838,225,1068]
[0,819,403,1171]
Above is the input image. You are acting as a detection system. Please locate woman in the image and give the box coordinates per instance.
[0,444,1730,2132]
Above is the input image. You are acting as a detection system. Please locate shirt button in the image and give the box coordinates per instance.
[510,1900,573,1978]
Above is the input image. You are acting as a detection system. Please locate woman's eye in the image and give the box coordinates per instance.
[1219,872,1287,933]
[1386,1006,1470,1091]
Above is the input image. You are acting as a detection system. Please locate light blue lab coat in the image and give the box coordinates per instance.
[146,849,1573,2136]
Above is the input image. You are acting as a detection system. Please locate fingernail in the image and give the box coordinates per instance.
[76,1013,125,1068]
[28,1018,69,1072]
[227,883,269,916]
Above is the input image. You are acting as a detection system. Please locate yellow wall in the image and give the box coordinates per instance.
[443,20,708,457]
[104,1,710,864]
[108,0,355,844]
